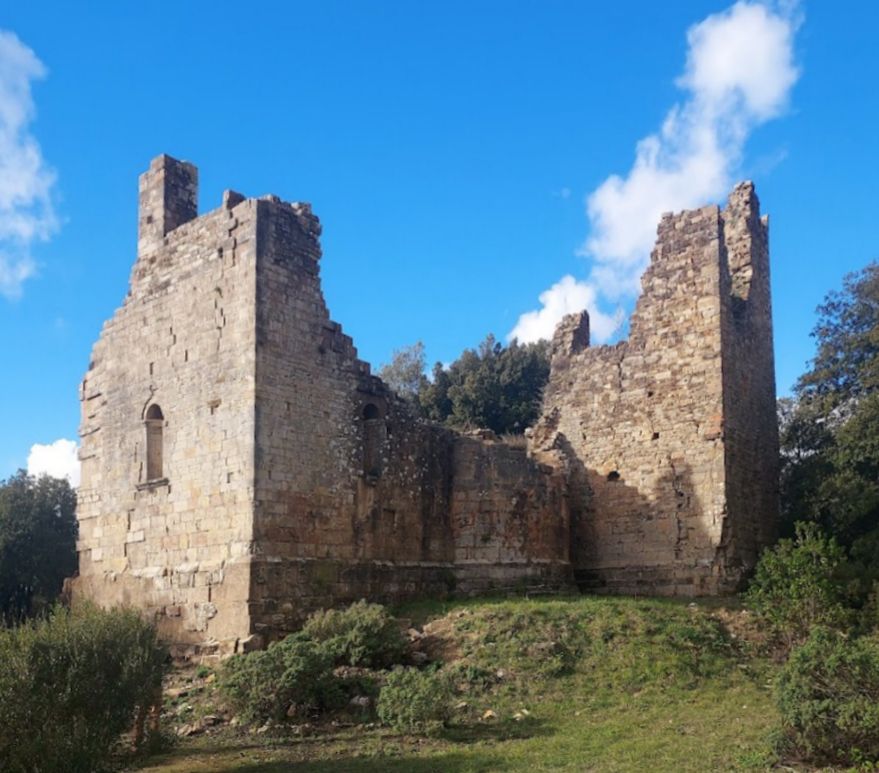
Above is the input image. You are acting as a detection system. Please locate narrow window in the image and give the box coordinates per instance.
[362,403,385,481]
[145,404,164,481]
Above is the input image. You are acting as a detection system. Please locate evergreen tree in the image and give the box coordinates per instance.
[781,262,879,554]
[0,471,77,622]
[419,335,550,435]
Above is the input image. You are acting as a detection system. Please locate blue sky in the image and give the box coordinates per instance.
[0,1,877,482]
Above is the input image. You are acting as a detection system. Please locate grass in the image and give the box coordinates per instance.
[129,594,789,773]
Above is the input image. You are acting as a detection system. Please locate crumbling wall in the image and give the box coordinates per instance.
[248,197,457,638]
[247,199,572,639]
[533,183,778,595]
[717,184,780,580]
[73,156,258,650]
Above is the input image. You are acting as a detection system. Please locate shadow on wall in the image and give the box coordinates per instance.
[552,433,724,596]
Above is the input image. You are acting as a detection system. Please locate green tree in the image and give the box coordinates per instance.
[378,341,427,400]
[780,262,879,552]
[419,334,550,434]
[419,362,452,424]
[797,261,879,413]
[0,471,77,622]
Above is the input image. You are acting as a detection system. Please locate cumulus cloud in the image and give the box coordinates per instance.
[510,1,799,344]
[508,275,622,344]
[0,30,57,299]
[27,439,80,487]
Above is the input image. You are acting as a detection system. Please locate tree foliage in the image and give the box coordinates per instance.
[0,471,77,622]
[780,262,879,553]
[797,261,879,412]
[419,335,550,435]
[378,341,427,400]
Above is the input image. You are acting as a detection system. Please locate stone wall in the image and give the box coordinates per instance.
[73,155,574,650]
[717,184,780,578]
[247,197,572,640]
[73,156,258,647]
[531,183,778,595]
[248,197,457,637]
[72,155,778,651]
[450,433,571,594]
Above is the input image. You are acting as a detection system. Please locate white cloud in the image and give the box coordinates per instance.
[508,274,623,344]
[510,1,799,343]
[0,30,57,299]
[27,439,80,487]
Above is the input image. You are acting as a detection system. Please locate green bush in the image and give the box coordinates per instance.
[777,627,879,765]
[301,600,406,668]
[377,666,453,734]
[219,632,344,723]
[745,522,852,648]
[0,604,166,773]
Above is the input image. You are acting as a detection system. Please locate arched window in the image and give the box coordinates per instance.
[145,404,164,481]
[362,403,385,481]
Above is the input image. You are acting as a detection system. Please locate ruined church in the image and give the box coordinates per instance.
[71,155,779,654]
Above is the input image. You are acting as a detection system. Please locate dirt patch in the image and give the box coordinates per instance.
[415,615,462,664]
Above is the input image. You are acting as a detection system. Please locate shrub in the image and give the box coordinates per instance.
[301,600,406,668]
[777,627,879,765]
[219,632,344,723]
[745,521,852,649]
[377,666,453,734]
[0,604,166,773]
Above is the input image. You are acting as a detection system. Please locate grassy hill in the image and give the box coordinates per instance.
[130,594,794,772]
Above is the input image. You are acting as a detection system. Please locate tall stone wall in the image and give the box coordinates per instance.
[73,157,259,647]
[248,198,456,637]
[247,197,572,640]
[532,183,778,595]
[717,184,780,576]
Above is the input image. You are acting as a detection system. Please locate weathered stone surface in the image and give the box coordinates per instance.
[531,182,779,595]
[71,156,778,649]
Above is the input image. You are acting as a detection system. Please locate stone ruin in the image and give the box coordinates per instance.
[70,155,779,654]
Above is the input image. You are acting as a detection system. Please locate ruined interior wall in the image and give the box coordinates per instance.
[534,203,731,595]
[73,159,258,649]
[450,434,572,593]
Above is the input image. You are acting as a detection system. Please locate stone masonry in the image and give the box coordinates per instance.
[531,182,779,595]
[71,155,778,653]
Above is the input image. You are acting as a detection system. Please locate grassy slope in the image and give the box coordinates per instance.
[133,595,783,773]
